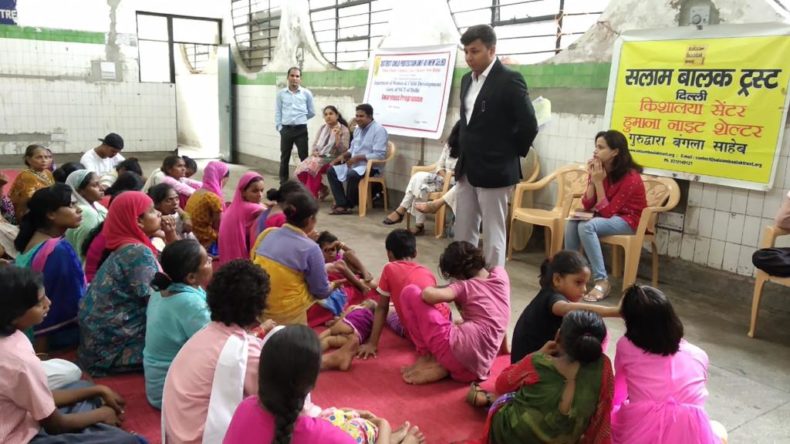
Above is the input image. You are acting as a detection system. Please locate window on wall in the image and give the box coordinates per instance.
[231,0,281,72]
[136,12,221,82]
[447,0,609,64]
[309,0,394,70]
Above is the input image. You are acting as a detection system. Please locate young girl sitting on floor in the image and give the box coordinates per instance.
[612,285,727,444]
[0,266,142,444]
[467,250,621,407]
[143,239,213,409]
[479,310,613,444]
[511,250,621,365]
[399,241,510,385]
[224,324,425,444]
[320,299,378,371]
[162,259,273,444]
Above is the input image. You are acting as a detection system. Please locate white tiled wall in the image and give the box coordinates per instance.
[0,37,176,155]
[0,38,105,78]
[530,112,790,278]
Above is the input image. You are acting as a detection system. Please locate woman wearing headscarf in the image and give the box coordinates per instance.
[218,172,265,265]
[184,161,229,252]
[78,191,162,376]
[64,170,107,260]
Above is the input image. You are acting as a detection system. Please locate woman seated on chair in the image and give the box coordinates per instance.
[294,105,350,200]
[564,130,646,302]
[383,121,459,235]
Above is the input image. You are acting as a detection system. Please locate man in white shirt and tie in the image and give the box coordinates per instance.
[275,67,316,184]
[454,25,539,267]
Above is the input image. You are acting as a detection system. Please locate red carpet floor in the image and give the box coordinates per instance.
[312,328,510,444]
[95,373,162,444]
[53,328,510,444]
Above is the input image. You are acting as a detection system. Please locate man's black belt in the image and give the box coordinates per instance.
[282,124,307,129]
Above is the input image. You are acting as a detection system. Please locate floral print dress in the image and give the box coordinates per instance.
[78,244,158,376]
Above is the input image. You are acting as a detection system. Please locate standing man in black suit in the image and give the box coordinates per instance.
[455,24,539,267]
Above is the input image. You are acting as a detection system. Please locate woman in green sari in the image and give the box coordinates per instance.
[64,170,107,260]
[481,310,613,444]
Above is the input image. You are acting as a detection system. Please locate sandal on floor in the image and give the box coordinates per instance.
[583,280,611,302]
[465,383,494,408]
[329,207,353,215]
[382,210,405,225]
[410,224,425,236]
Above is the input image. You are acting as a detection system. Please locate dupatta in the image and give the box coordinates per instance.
[218,171,264,264]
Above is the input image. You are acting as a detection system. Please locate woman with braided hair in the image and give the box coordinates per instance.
[224,325,426,444]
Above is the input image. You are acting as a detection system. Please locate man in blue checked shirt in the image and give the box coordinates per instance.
[275,67,316,184]
[327,104,388,215]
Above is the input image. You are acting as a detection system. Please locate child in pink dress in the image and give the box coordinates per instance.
[612,285,727,444]
[400,241,510,385]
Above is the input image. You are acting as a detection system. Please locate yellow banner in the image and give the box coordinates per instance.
[609,34,790,188]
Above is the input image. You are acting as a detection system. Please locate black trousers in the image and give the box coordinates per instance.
[327,167,363,209]
[279,125,309,184]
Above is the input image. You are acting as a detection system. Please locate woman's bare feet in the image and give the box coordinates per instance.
[321,335,360,371]
[400,425,426,444]
[402,355,449,384]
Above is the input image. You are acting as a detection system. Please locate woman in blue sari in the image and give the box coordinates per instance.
[14,184,86,351]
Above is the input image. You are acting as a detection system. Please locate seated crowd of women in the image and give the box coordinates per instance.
[0,129,726,444]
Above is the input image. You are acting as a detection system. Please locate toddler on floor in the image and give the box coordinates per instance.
[320,299,377,371]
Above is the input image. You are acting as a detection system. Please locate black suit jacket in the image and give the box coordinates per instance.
[455,59,539,188]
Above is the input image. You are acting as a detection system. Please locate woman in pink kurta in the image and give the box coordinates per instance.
[612,285,721,444]
[217,172,265,265]
[399,241,510,385]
